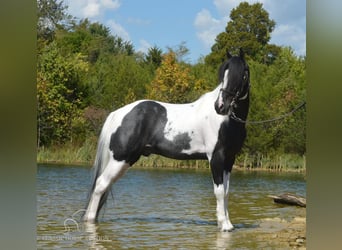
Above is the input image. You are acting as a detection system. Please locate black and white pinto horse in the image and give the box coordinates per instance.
[83,49,250,232]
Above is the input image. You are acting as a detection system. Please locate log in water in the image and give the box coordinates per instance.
[268,193,306,207]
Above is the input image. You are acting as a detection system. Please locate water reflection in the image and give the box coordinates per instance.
[216,232,232,249]
[37,165,306,249]
[84,223,103,249]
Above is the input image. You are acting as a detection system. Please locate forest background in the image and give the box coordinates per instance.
[37,0,306,171]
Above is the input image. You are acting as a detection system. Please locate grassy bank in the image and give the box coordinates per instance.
[37,142,306,172]
[236,153,306,172]
[37,139,97,166]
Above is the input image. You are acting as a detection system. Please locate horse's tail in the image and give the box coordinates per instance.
[86,112,116,219]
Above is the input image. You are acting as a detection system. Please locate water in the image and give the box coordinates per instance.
[37,165,306,249]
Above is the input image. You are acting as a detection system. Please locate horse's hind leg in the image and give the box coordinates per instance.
[84,159,129,223]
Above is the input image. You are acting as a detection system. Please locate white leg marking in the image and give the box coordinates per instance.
[214,172,233,232]
[84,159,129,222]
[223,172,233,231]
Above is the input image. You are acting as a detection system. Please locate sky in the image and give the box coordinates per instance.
[64,0,306,63]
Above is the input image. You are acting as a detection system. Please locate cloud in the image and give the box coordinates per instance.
[194,9,227,49]
[264,0,306,55]
[137,39,152,54]
[65,0,121,19]
[107,20,130,41]
[65,0,130,42]
[271,20,306,56]
[83,1,100,18]
[213,0,239,16]
[101,0,121,9]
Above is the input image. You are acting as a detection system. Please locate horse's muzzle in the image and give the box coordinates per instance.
[215,98,235,115]
[215,102,231,115]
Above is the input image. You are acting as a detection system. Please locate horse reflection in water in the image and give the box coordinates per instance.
[83,49,250,232]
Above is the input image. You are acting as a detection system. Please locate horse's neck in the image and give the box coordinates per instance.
[195,86,228,123]
[195,85,221,111]
[212,84,222,96]
[201,85,221,104]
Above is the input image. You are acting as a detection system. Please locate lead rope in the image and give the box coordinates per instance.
[230,101,306,125]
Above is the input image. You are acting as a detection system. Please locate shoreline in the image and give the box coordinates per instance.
[37,144,306,172]
[37,160,306,174]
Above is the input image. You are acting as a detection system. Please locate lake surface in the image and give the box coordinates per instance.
[37,164,306,249]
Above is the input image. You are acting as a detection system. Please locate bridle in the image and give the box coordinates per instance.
[219,83,250,109]
[215,56,250,116]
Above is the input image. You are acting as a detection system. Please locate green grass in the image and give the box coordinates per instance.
[236,153,306,172]
[37,141,305,172]
[37,138,96,166]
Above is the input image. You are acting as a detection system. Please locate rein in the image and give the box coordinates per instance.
[230,101,306,125]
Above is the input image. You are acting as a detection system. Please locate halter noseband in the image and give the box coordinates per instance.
[219,88,236,96]
[219,84,249,103]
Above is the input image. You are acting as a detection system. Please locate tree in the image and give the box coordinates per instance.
[37,42,89,146]
[167,41,190,62]
[243,47,306,156]
[206,2,279,67]
[144,45,163,69]
[147,52,199,103]
[55,19,134,64]
[37,0,70,41]
[86,53,152,110]
[265,48,306,154]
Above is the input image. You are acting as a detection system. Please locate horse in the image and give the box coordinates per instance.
[83,49,250,232]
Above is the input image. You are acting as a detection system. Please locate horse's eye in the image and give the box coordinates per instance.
[243,72,248,81]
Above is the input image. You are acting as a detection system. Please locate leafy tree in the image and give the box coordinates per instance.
[37,0,70,42]
[86,53,152,110]
[144,45,163,69]
[37,42,89,146]
[189,57,217,99]
[167,41,190,62]
[55,19,93,55]
[206,2,279,67]
[55,19,134,63]
[265,48,306,154]
[83,106,109,135]
[243,47,306,156]
[148,52,200,103]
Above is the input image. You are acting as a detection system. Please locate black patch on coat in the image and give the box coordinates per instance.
[110,101,206,165]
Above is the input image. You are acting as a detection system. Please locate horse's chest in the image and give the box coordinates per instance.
[217,121,246,154]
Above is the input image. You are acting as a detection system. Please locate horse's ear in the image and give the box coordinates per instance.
[226,51,233,59]
[239,48,244,59]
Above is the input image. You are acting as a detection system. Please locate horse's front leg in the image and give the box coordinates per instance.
[213,171,233,232]
[210,153,234,232]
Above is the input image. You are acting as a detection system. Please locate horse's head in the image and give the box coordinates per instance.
[214,48,250,116]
